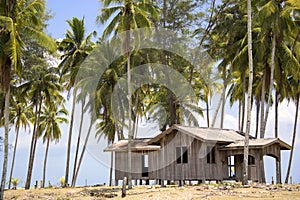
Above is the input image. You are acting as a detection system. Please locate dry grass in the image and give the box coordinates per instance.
[4,184,300,200]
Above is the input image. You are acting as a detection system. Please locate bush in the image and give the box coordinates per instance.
[59,177,65,187]
[11,177,20,189]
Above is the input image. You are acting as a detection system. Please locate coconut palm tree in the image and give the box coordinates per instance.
[8,95,33,189]
[285,91,299,183]
[70,90,97,187]
[0,0,56,195]
[22,65,62,189]
[97,0,159,188]
[95,104,118,187]
[243,0,254,185]
[58,17,95,187]
[38,103,68,188]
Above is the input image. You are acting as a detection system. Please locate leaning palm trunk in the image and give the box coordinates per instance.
[261,33,276,138]
[243,0,254,186]
[65,88,77,187]
[25,99,39,189]
[285,94,299,183]
[260,33,276,183]
[42,139,50,188]
[71,100,85,187]
[25,96,43,189]
[211,84,227,127]
[0,86,11,199]
[72,118,94,186]
[206,98,210,127]
[8,127,20,189]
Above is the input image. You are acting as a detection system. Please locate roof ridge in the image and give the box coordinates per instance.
[175,124,238,132]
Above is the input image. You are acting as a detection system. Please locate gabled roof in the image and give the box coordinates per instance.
[220,138,291,150]
[148,124,245,144]
[104,138,160,152]
[104,125,291,152]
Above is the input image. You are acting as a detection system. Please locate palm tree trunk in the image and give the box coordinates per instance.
[109,151,114,186]
[72,119,93,186]
[8,127,20,189]
[42,139,50,188]
[134,115,139,139]
[255,99,260,138]
[220,73,227,129]
[133,93,139,139]
[71,100,85,187]
[220,93,226,128]
[260,70,266,138]
[206,99,210,127]
[241,76,246,132]
[258,33,276,184]
[24,98,39,189]
[261,32,276,138]
[285,94,299,183]
[127,54,133,189]
[275,91,281,183]
[65,88,77,187]
[25,95,43,189]
[275,91,279,138]
[243,0,254,185]
[0,86,10,199]
[211,84,227,128]
[238,100,241,131]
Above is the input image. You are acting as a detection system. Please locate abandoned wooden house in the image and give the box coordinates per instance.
[104,125,291,185]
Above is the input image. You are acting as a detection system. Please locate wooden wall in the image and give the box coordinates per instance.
[114,130,283,183]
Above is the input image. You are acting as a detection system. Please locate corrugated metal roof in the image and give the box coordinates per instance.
[175,125,245,142]
[148,125,245,144]
[104,139,161,152]
[104,125,291,152]
[222,138,291,150]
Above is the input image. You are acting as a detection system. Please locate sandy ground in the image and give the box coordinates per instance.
[4,183,300,200]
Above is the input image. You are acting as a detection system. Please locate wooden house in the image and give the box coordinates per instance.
[104,125,291,185]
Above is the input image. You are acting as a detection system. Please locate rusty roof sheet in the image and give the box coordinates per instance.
[104,138,161,152]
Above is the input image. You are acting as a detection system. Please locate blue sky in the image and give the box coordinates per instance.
[0,0,299,188]
[46,0,102,39]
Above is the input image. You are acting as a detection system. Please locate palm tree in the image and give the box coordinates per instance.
[96,113,117,186]
[58,17,95,187]
[8,95,32,189]
[38,103,68,188]
[285,92,299,183]
[22,65,62,189]
[97,0,159,188]
[70,90,97,187]
[255,0,300,183]
[284,2,300,183]
[0,0,56,195]
[242,0,254,185]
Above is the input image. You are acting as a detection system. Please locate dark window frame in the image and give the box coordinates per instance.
[142,154,149,177]
[176,146,188,164]
[176,147,181,164]
[248,155,255,165]
[206,146,216,164]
